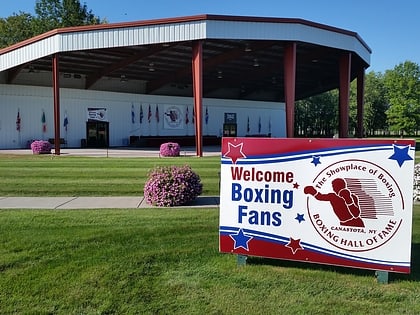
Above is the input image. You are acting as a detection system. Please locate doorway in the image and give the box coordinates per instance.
[86,121,109,147]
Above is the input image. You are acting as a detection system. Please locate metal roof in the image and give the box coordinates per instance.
[0,14,371,102]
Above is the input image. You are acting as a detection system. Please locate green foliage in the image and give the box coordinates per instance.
[349,71,389,136]
[295,90,339,137]
[0,0,105,48]
[297,61,420,137]
[0,207,419,314]
[34,0,104,34]
[0,12,37,48]
[384,61,420,135]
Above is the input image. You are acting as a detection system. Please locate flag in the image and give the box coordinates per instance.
[63,112,69,131]
[140,105,144,124]
[16,109,21,131]
[192,106,195,124]
[155,105,159,123]
[258,116,261,133]
[205,106,209,125]
[185,107,189,124]
[131,103,135,124]
[42,110,46,133]
[148,105,152,123]
[247,116,250,133]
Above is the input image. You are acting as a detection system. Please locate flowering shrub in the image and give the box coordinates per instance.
[413,163,420,201]
[159,142,181,157]
[144,165,203,207]
[30,140,51,154]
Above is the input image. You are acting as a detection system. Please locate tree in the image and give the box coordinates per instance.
[33,0,104,34]
[295,90,338,137]
[0,12,37,48]
[384,61,420,135]
[349,71,389,136]
[0,0,105,48]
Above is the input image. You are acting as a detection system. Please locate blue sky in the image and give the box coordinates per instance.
[1,0,419,73]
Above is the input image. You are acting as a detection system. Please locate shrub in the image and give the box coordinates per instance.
[30,140,51,154]
[159,142,181,157]
[144,165,203,207]
[414,163,420,201]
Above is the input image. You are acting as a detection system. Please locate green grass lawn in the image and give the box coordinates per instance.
[0,206,419,314]
[0,153,419,314]
[0,149,418,197]
[0,155,220,196]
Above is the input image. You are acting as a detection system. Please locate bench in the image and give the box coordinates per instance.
[130,135,221,147]
[48,138,67,147]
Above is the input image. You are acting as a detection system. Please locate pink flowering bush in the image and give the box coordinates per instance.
[144,165,203,207]
[159,142,181,157]
[30,140,51,154]
[413,163,420,201]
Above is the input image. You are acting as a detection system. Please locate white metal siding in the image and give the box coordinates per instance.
[1,18,369,72]
[0,84,285,149]
[1,36,59,71]
[59,21,206,52]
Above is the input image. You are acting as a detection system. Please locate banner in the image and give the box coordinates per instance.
[87,107,107,121]
[219,137,415,273]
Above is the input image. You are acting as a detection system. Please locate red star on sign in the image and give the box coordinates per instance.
[286,237,303,254]
[223,142,246,164]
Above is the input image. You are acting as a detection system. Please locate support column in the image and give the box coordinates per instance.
[52,54,61,155]
[192,41,203,157]
[284,42,296,138]
[356,67,365,138]
[339,52,351,138]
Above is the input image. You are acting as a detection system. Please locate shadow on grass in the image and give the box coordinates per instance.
[246,242,420,282]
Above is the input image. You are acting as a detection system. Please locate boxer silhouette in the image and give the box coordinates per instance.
[304,178,365,227]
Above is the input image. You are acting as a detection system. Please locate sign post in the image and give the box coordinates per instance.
[219,138,415,274]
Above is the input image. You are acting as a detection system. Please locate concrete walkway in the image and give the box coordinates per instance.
[0,196,220,209]
[0,145,222,158]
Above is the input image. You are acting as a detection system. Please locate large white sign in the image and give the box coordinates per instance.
[219,138,415,273]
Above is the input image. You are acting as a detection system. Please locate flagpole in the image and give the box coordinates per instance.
[155,105,159,136]
[16,109,21,148]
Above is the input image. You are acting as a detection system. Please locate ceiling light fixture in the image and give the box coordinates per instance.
[253,58,259,67]
[244,44,252,52]
[149,63,155,72]
[120,75,128,82]
[217,70,223,79]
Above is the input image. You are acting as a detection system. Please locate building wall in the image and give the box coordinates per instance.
[0,84,285,149]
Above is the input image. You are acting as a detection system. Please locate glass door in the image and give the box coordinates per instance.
[86,121,109,147]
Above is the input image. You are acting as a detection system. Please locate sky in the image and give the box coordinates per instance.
[1,0,419,73]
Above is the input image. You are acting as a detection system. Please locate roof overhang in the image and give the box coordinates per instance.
[0,14,371,102]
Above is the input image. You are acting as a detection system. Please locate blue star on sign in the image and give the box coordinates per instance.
[311,156,321,166]
[230,229,253,251]
[295,213,305,223]
[389,144,413,167]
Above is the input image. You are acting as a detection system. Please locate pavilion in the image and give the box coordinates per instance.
[0,14,371,155]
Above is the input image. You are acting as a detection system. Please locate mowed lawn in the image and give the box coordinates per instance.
[0,153,419,314]
[0,207,419,314]
[0,154,221,196]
